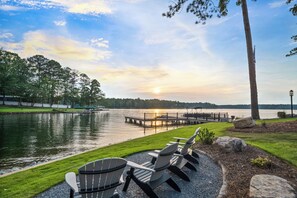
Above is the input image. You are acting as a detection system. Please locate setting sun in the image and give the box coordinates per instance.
[153,87,161,94]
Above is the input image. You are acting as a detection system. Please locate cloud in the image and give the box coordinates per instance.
[268,1,286,8]
[2,0,112,15]
[50,0,112,15]
[0,30,111,63]
[0,5,23,11]
[53,20,66,26]
[0,32,14,39]
[90,38,109,48]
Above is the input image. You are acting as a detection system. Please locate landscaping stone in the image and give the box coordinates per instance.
[214,136,246,152]
[233,117,256,129]
[249,174,296,198]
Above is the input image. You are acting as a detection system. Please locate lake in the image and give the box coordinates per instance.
[0,108,293,175]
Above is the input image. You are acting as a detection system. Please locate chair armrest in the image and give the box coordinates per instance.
[173,137,188,141]
[127,161,155,172]
[173,153,183,157]
[148,152,159,158]
[65,172,79,193]
[154,150,160,153]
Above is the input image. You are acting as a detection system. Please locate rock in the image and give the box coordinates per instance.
[213,136,246,152]
[233,117,256,129]
[249,174,296,198]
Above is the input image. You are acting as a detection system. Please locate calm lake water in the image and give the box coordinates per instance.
[0,108,293,175]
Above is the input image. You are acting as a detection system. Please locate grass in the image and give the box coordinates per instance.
[0,118,296,197]
[0,106,82,113]
[225,131,297,167]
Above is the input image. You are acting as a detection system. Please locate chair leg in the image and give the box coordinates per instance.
[134,179,159,198]
[192,151,199,158]
[185,162,197,172]
[166,178,181,192]
[184,154,199,164]
[123,168,134,192]
[69,189,74,198]
[168,165,190,181]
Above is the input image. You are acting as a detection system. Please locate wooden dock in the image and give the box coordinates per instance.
[124,112,228,127]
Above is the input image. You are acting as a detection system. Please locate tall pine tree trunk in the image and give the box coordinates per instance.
[241,0,260,119]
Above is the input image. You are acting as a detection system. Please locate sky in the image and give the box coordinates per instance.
[0,0,296,105]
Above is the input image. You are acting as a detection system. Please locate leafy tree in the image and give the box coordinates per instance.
[89,79,104,106]
[79,73,91,106]
[45,60,63,106]
[163,0,260,119]
[286,0,297,57]
[0,50,27,105]
[1,50,105,107]
[27,55,50,105]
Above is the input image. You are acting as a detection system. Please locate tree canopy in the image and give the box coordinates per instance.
[0,49,105,107]
[286,0,297,57]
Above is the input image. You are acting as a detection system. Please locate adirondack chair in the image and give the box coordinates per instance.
[172,127,201,163]
[65,157,127,198]
[122,143,181,198]
[150,129,201,181]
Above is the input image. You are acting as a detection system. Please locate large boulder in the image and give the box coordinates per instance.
[213,136,246,152]
[249,174,296,198]
[233,117,256,129]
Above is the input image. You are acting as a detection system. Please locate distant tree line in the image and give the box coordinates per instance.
[100,98,297,109]
[218,104,297,110]
[0,49,104,107]
[100,98,217,109]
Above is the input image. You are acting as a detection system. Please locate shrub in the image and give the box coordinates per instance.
[277,111,286,118]
[198,128,215,145]
[261,121,267,128]
[251,156,272,168]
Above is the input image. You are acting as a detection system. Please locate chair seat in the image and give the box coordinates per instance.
[134,162,154,183]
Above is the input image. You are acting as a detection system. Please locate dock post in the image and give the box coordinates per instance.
[144,113,146,127]
[155,113,157,128]
[166,113,168,127]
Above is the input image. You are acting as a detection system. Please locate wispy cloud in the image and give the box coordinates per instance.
[268,1,286,8]
[90,38,109,48]
[50,0,112,15]
[0,32,14,39]
[0,30,111,63]
[2,0,112,15]
[0,5,23,11]
[53,20,66,26]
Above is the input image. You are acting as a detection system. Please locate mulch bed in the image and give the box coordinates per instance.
[228,120,297,133]
[193,120,297,197]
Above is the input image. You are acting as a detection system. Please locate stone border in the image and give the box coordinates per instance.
[195,149,228,198]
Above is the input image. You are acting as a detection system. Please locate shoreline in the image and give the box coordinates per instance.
[1,120,296,197]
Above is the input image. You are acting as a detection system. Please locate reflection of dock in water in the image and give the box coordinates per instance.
[125,112,229,127]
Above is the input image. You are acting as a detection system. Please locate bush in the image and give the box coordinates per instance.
[277,111,286,118]
[198,128,215,145]
[251,156,272,168]
[261,121,267,128]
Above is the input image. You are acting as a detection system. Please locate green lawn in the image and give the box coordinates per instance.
[0,119,296,197]
[0,106,81,113]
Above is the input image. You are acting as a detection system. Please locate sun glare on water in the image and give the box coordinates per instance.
[153,87,161,94]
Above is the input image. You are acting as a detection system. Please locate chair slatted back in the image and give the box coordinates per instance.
[150,143,178,181]
[78,158,127,198]
[180,134,196,155]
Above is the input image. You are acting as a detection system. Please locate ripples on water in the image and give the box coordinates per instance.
[0,108,292,174]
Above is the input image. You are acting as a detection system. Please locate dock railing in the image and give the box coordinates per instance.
[125,112,229,127]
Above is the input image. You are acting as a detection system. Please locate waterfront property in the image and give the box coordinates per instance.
[0,118,297,197]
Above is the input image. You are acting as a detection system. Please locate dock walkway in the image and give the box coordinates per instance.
[125,112,228,127]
